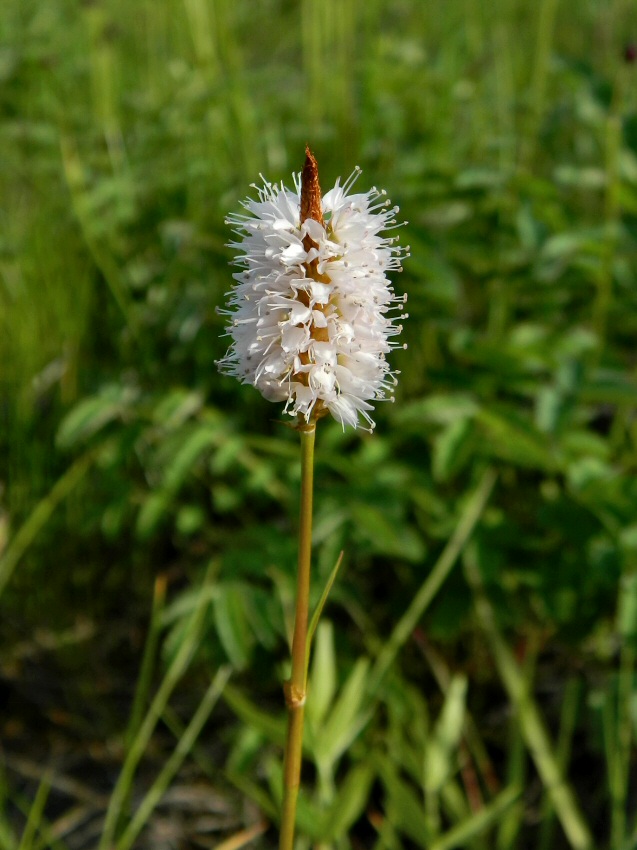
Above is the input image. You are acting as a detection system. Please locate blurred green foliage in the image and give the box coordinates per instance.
[2,0,637,847]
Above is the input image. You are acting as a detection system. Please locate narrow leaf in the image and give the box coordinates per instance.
[317,658,371,768]
[307,551,344,659]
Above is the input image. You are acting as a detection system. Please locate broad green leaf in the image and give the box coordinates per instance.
[424,675,467,793]
[540,230,599,262]
[433,418,475,482]
[135,491,171,541]
[323,761,375,840]
[477,409,556,470]
[213,583,255,670]
[421,201,471,228]
[554,165,607,189]
[561,430,610,460]
[440,776,470,822]
[350,503,425,562]
[617,572,637,640]
[223,685,285,746]
[552,326,597,359]
[455,167,505,189]
[152,389,204,429]
[175,504,205,535]
[56,384,137,448]
[555,359,583,394]
[566,457,615,492]
[397,394,478,427]
[316,657,371,768]
[579,372,637,405]
[619,526,637,553]
[226,767,278,820]
[243,585,280,650]
[516,204,540,250]
[160,584,218,626]
[535,386,563,434]
[376,754,432,848]
[136,424,217,538]
[210,436,244,474]
[506,323,549,352]
[162,425,217,492]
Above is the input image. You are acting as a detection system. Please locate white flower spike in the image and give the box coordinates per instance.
[217,148,409,431]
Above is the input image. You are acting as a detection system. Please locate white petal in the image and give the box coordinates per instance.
[302,218,325,242]
[281,242,307,264]
[259,379,288,402]
[311,342,337,366]
[289,302,312,323]
[281,324,309,352]
[307,282,331,304]
[309,365,337,397]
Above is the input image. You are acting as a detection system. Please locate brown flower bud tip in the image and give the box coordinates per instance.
[300,146,324,227]
[625,42,637,64]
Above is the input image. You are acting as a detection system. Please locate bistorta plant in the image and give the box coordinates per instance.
[217,148,407,848]
[218,147,408,431]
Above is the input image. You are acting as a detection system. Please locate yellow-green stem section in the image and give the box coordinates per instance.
[280,423,316,850]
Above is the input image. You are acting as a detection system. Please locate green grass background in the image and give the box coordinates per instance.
[2,0,637,848]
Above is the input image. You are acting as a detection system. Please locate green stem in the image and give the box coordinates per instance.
[280,423,316,850]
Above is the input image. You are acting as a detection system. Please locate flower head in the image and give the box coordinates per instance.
[217,148,409,431]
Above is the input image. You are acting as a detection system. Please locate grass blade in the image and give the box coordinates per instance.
[115,665,232,850]
[429,785,520,850]
[464,545,593,850]
[0,453,93,600]
[17,774,51,850]
[369,468,497,694]
[97,562,216,850]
